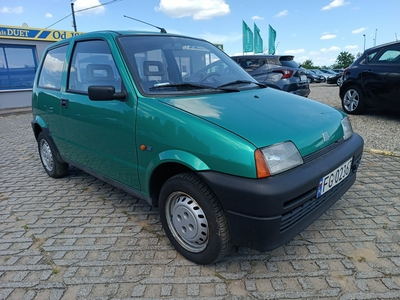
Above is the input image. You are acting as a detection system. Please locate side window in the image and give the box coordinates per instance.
[1,45,38,90]
[68,40,122,93]
[364,51,378,64]
[377,49,400,64]
[38,45,68,90]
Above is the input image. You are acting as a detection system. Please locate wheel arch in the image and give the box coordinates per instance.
[32,121,65,164]
[149,162,196,208]
[146,149,211,207]
[340,80,363,100]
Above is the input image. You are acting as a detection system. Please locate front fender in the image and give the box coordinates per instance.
[139,149,210,200]
[158,150,210,170]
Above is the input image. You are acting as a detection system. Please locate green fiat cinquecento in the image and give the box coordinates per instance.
[31,30,364,265]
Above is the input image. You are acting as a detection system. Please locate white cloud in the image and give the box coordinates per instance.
[344,45,358,50]
[155,0,230,20]
[284,49,305,55]
[45,13,53,18]
[0,6,23,14]
[321,34,337,40]
[274,10,288,18]
[73,0,105,16]
[252,15,264,20]
[322,0,350,10]
[352,27,366,34]
[309,51,320,55]
[321,46,341,53]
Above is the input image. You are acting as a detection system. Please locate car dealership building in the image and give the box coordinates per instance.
[0,25,83,110]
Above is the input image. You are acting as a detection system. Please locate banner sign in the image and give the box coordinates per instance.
[254,23,263,54]
[269,25,277,55]
[242,21,253,53]
[0,25,84,42]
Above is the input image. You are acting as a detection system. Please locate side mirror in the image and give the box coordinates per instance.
[88,86,127,101]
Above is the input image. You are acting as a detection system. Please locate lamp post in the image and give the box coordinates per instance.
[363,34,366,51]
[71,1,77,32]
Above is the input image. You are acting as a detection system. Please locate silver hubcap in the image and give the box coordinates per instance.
[343,89,359,112]
[165,192,209,252]
[40,139,53,172]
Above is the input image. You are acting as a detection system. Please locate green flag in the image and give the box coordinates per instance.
[242,21,253,53]
[254,23,263,54]
[268,25,276,55]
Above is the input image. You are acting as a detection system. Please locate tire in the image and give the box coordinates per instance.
[159,172,231,264]
[38,132,69,178]
[341,85,365,115]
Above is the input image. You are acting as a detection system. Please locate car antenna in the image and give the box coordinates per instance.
[124,15,167,33]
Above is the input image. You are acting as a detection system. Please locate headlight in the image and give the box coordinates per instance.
[257,142,303,177]
[341,116,353,140]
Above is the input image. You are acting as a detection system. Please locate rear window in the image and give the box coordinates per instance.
[279,59,300,68]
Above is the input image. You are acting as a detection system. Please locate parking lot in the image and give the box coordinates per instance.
[1,85,400,299]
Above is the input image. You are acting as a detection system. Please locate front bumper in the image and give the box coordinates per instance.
[199,133,363,252]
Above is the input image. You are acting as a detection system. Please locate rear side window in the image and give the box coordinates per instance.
[67,40,122,93]
[38,45,68,90]
[377,49,400,63]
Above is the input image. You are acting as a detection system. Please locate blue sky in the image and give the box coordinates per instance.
[1,0,398,66]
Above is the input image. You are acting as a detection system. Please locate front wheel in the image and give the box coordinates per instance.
[38,132,69,178]
[159,173,231,265]
[341,86,365,115]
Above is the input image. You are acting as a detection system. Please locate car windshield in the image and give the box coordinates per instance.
[118,35,258,95]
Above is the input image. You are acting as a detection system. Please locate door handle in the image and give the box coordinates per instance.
[61,98,69,108]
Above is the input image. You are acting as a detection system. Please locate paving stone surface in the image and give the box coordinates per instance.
[1,112,400,299]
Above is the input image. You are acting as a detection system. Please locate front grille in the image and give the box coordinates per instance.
[280,174,351,231]
[303,139,345,164]
[279,149,362,232]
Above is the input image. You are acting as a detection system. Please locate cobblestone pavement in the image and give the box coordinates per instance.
[1,111,400,299]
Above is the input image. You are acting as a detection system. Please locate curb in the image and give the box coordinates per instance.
[0,107,31,117]
[365,148,400,158]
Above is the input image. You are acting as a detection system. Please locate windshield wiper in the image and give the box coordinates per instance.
[217,80,266,89]
[149,82,239,92]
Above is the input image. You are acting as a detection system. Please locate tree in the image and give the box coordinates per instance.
[301,59,314,69]
[334,51,355,69]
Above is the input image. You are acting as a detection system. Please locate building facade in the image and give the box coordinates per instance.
[0,25,83,110]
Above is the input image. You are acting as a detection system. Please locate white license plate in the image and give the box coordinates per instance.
[317,157,353,198]
[300,75,307,82]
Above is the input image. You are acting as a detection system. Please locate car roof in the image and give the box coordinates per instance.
[231,54,294,61]
[364,40,400,53]
[47,30,201,47]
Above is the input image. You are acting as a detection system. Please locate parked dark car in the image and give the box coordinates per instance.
[310,69,330,81]
[231,55,310,97]
[305,69,325,83]
[333,68,344,73]
[340,41,400,114]
[326,72,343,85]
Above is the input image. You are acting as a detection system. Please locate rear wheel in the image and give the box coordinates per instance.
[38,132,68,178]
[159,173,231,265]
[341,86,365,115]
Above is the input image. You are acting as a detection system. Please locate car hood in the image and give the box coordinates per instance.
[158,88,346,156]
